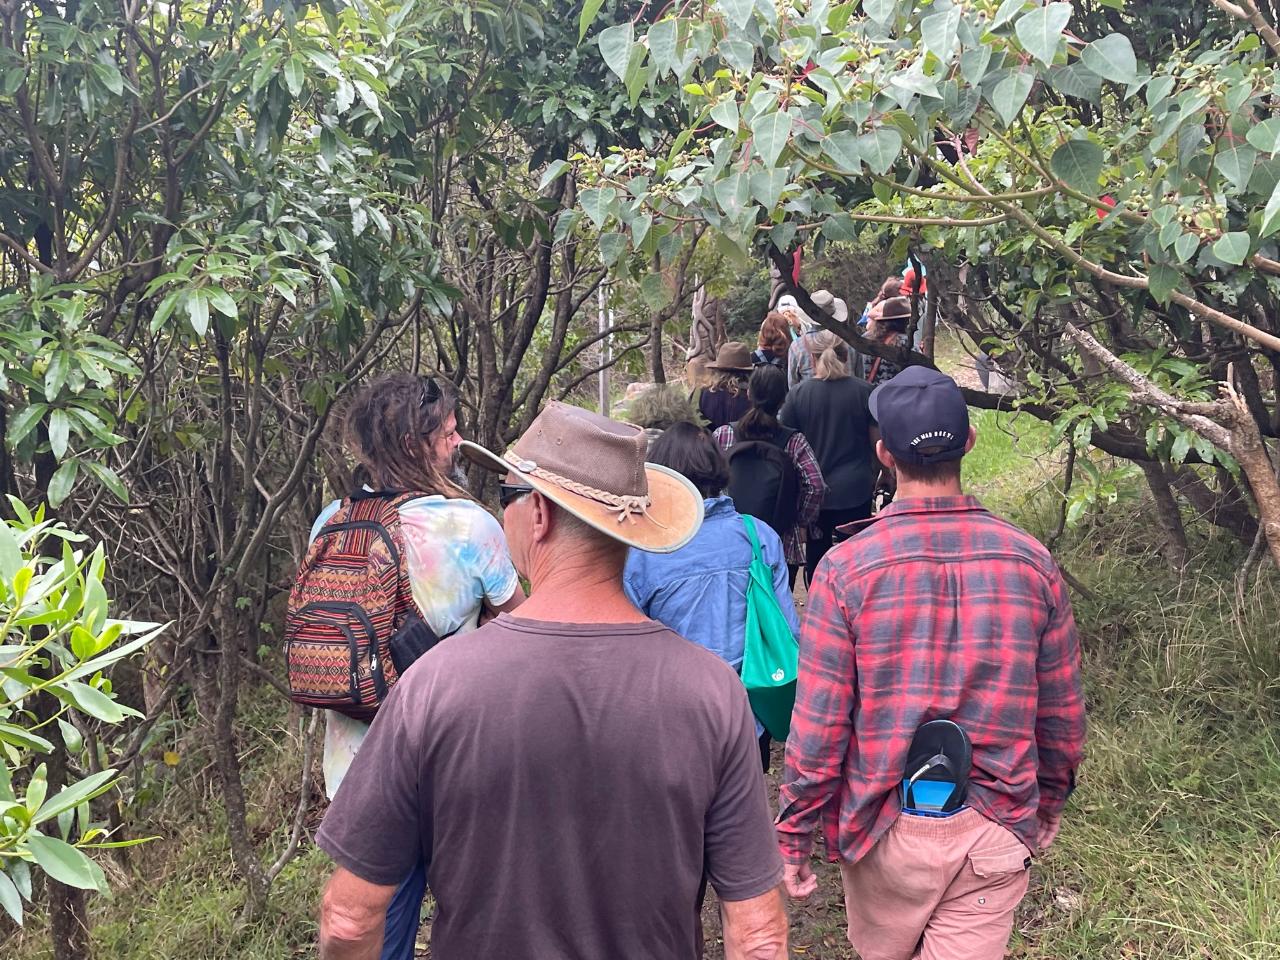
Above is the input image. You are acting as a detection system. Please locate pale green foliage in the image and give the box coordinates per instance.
[0,500,163,924]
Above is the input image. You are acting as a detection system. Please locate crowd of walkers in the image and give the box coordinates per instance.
[292,279,1086,960]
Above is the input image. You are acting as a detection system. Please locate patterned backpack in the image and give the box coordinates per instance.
[284,490,441,721]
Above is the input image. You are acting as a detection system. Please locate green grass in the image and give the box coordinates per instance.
[5,398,1279,960]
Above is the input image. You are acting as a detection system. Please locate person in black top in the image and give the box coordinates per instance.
[698,341,754,431]
[780,330,878,584]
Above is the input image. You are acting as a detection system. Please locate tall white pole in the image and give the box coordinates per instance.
[597,285,611,417]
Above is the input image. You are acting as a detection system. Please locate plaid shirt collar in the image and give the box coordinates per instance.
[838,494,987,539]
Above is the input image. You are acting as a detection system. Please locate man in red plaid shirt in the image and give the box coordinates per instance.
[776,367,1086,960]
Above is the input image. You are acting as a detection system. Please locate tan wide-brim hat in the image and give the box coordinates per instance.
[706,340,754,372]
[459,402,703,553]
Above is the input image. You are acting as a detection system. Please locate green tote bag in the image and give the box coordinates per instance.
[740,515,800,741]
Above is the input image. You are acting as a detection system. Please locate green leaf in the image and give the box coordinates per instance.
[48,409,70,461]
[23,834,106,892]
[43,352,69,399]
[578,0,605,41]
[1246,117,1280,154]
[863,0,896,23]
[538,159,571,190]
[86,458,128,505]
[7,404,47,447]
[186,291,209,336]
[34,769,118,826]
[921,7,961,61]
[597,23,634,81]
[960,46,993,85]
[640,274,669,310]
[1014,3,1071,65]
[579,186,617,228]
[1081,33,1138,85]
[719,37,754,73]
[750,111,791,168]
[1212,231,1250,265]
[597,232,628,266]
[857,127,902,175]
[1147,263,1181,304]
[717,0,755,30]
[1260,178,1280,237]
[1050,139,1103,193]
[823,130,862,173]
[713,171,750,219]
[58,719,83,753]
[623,44,650,107]
[1173,233,1199,263]
[0,524,19,581]
[710,98,740,132]
[59,680,130,723]
[1215,143,1257,193]
[749,167,788,209]
[822,213,859,243]
[0,721,54,753]
[0,869,20,925]
[205,286,237,320]
[989,71,1034,127]
[283,56,304,98]
[47,459,78,508]
[992,0,1027,29]
[648,19,679,75]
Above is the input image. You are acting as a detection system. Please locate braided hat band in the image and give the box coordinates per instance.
[502,451,665,527]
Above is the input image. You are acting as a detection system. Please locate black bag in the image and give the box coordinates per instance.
[726,426,800,534]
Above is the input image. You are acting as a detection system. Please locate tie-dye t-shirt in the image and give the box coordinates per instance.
[308,494,520,797]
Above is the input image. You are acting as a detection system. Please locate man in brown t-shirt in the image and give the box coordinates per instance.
[317,402,787,960]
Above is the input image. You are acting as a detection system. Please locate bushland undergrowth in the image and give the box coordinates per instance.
[4,407,1278,960]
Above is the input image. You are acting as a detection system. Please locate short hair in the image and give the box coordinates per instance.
[877,277,902,300]
[891,447,963,485]
[647,421,729,499]
[549,501,630,567]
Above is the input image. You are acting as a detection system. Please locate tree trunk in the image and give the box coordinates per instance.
[1139,460,1189,572]
[649,311,666,384]
[203,609,270,917]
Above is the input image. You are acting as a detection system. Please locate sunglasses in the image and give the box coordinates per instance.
[420,377,441,408]
[498,482,534,509]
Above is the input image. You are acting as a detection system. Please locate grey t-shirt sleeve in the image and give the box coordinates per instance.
[315,680,426,886]
[703,684,785,901]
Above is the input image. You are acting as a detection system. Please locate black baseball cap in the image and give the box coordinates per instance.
[869,366,970,466]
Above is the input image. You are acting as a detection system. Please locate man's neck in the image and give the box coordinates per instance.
[892,479,965,502]
[513,553,648,625]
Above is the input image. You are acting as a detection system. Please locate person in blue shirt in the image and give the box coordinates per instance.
[624,421,801,772]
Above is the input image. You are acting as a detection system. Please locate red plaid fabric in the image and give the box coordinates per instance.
[776,495,1085,865]
[713,424,824,565]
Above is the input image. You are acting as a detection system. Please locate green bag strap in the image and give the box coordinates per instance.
[742,515,766,566]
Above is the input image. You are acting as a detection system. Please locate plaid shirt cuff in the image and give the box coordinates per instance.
[776,831,813,865]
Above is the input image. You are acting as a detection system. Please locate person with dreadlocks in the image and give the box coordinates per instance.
[307,372,524,960]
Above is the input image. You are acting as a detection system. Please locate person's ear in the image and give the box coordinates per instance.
[963,425,977,454]
[529,492,554,543]
[875,439,895,471]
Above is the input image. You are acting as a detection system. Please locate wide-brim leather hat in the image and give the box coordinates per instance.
[705,340,754,372]
[460,401,703,553]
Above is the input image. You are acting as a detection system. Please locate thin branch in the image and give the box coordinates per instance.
[266,708,320,883]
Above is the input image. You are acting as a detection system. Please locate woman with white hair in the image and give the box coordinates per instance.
[780,330,878,583]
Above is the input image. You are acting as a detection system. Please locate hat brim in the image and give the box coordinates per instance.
[705,363,753,373]
[459,440,703,554]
